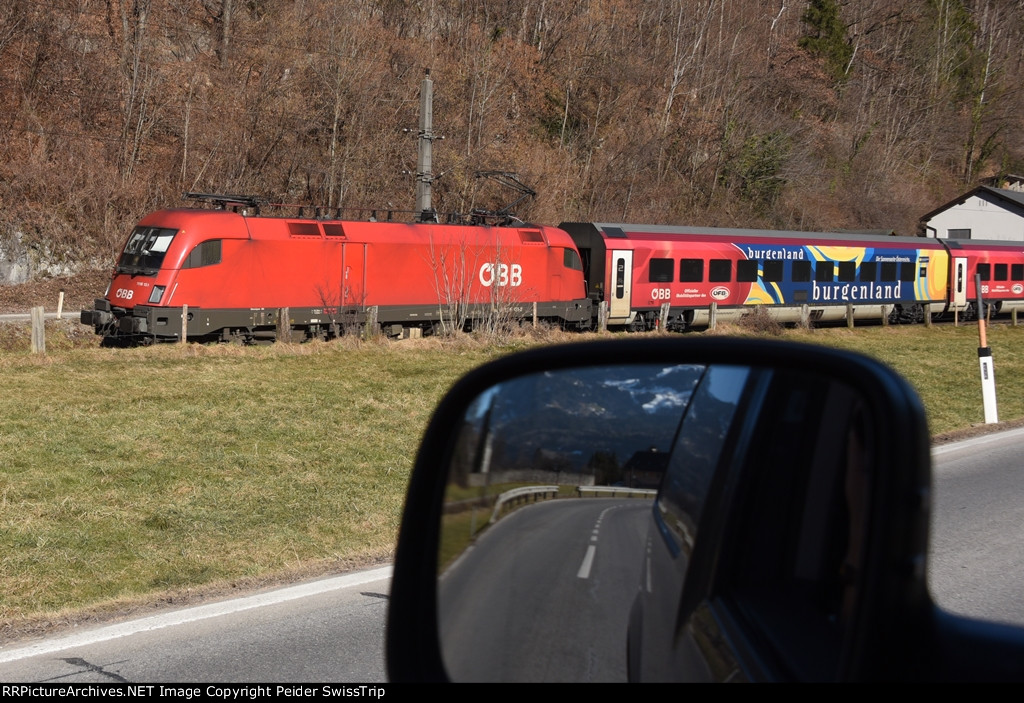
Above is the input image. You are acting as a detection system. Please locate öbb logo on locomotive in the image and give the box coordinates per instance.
[80,195,1024,344]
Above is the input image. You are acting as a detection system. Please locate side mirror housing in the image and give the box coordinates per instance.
[386,337,1022,681]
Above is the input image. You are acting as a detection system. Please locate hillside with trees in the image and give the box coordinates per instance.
[1,0,1022,281]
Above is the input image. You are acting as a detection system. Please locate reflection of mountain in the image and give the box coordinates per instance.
[483,365,703,479]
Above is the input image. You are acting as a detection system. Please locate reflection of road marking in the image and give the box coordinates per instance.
[578,545,597,579]
[579,505,620,578]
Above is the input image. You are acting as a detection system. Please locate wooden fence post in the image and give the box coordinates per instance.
[365,306,379,340]
[30,306,45,354]
[277,307,289,342]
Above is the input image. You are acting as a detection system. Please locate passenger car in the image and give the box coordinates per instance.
[386,337,1024,681]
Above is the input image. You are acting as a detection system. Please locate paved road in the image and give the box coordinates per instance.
[0,567,391,683]
[0,313,72,325]
[439,498,650,682]
[929,427,1024,627]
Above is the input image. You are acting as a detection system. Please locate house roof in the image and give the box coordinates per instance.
[920,186,1024,223]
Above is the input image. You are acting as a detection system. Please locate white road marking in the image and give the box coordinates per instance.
[0,566,392,663]
[578,545,597,579]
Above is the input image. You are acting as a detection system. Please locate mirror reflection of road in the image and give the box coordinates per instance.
[439,497,650,682]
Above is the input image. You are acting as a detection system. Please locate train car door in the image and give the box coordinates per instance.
[610,250,633,320]
[952,257,968,310]
[342,243,367,308]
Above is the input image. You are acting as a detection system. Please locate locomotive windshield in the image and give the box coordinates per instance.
[117,226,178,275]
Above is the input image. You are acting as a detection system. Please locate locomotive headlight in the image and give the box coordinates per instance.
[149,285,166,304]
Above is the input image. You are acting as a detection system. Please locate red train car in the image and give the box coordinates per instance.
[944,238,1024,319]
[559,222,954,330]
[82,196,592,344]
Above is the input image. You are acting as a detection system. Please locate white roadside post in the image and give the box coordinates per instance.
[976,274,999,424]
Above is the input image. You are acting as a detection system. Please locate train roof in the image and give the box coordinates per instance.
[558,222,940,247]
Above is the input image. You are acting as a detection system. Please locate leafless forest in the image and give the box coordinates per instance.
[1,0,1022,277]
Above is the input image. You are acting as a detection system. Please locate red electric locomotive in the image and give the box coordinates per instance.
[81,194,592,344]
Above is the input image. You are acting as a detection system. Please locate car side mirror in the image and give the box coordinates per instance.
[386,338,1024,681]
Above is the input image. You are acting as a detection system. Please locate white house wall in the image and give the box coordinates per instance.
[925,193,1024,240]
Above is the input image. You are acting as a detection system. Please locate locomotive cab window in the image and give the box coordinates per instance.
[562,248,583,271]
[182,240,222,269]
[649,258,674,283]
[117,226,178,275]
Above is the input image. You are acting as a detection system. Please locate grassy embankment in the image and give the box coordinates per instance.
[0,320,1021,631]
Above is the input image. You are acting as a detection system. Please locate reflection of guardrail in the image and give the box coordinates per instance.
[577,486,657,499]
[490,486,559,523]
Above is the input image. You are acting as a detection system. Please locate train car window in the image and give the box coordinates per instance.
[649,258,675,283]
[709,259,732,282]
[737,260,759,283]
[859,261,877,282]
[680,259,704,282]
[1012,264,1024,281]
[562,248,583,271]
[977,263,991,281]
[994,263,1008,281]
[838,261,856,282]
[288,222,321,237]
[182,240,222,269]
[880,262,897,282]
[815,262,834,283]
[899,262,916,283]
[792,260,811,283]
[323,224,346,237]
[616,258,626,298]
[763,260,784,282]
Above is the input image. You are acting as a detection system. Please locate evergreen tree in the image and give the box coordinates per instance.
[799,0,854,83]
